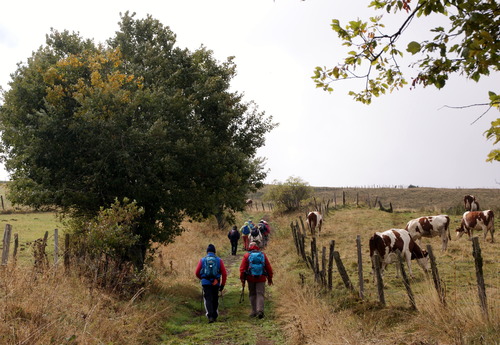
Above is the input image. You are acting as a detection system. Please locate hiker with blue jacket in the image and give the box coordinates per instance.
[239,242,273,319]
[240,221,251,250]
[195,244,228,323]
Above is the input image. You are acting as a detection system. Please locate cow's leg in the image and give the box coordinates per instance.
[441,232,449,252]
[404,252,414,278]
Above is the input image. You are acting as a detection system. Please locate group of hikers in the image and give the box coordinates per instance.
[195,219,273,323]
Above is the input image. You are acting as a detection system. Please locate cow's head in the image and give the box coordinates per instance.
[416,250,430,272]
[456,226,466,239]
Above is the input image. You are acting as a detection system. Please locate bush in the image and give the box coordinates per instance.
[264,176,313,213]
[68,198,151,295]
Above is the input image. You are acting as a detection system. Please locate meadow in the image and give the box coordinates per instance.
[0,185,499,344]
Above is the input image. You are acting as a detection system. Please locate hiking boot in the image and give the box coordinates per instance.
[257,311,264,319]
[208,317,215,323]
[249,312,257,318]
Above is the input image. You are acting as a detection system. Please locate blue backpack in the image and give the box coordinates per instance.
[202,255,220,279]
[241,225,250,235]
[247,251,265,277]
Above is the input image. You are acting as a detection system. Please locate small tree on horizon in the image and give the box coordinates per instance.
[264,176,313,213]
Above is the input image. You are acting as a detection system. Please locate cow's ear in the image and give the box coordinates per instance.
[422,250,429,257]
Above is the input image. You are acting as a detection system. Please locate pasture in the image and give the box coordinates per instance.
[1,186,499,344]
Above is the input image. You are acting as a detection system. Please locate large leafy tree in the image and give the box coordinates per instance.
[0,12,275,267]
[313,0,499,159]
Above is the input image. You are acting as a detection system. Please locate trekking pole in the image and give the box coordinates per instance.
[239,280,246,303]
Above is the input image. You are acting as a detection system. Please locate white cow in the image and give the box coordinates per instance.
[369,229,429,278]
[456,210,495,242]
[306,211,323,236]
[405,215,451,251]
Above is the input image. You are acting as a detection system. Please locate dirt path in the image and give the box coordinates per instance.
[159,244,285,345]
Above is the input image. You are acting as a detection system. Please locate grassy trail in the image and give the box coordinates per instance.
[159,245,286,345]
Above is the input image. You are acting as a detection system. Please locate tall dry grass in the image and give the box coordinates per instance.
[0,218,228,345]
[266,208,500,345]
[0,265,173,344]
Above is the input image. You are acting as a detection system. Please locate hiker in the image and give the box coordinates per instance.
[249,225,263,248]
[227,225,241,255]
[195,244,227,323]
[240,221,251,250]
[239,242,273,319]
[258,220,271,247]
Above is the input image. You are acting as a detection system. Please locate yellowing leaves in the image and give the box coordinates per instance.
[42,48,141,119]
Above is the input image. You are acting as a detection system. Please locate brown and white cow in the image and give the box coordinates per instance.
[464,195,480,211]
[306,211,323,236]
[456,210,495,242]
[369,229,429,278]
[405,215,451,252]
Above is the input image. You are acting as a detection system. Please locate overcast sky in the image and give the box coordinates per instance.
[1,0,498,188]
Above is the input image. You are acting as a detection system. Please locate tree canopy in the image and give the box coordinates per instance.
[313,0,499,159]
[0,12,275,266]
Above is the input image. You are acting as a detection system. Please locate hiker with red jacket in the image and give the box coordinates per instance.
[239,242,273,319]
[227,225,241,255]
[195,244,227,323]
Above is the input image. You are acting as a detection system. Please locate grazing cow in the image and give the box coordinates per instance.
[306,211,323,236]
[456,210,495,242]
[405,215,451,252]
[464,195,480,211]
[245,199,253,207]
[369,229,429,278]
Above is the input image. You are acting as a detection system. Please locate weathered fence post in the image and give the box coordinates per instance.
[356,235,364,300]
[54,228,59,266]
[321,246,327,287]
[395,250,416,310]
[0,195,4,210]
[64,233,70,273]
[373,252,385,306]
[333,251,354,291]
[328,240,335,290]
[427,244,446,305]
[2,224,12,265]
[342,191,346,206]
[472,237,488,319]
[13,233,18,262]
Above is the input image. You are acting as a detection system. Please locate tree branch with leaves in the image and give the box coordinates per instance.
[313,0,499,159]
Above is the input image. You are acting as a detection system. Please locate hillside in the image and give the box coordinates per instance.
[250,185,500,214]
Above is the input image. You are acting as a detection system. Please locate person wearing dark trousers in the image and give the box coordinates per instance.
[239,242,273,319]
[228,225,241,255]
[195,244,227,323]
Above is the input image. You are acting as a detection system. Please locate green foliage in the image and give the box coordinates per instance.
[312,0,499,160]
[264,176,313,213]
[78,198,143,260]
[0,12,276,268]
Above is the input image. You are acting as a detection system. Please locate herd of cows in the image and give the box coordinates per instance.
[306,194,495,279]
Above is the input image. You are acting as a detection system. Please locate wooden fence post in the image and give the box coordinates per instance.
[321,246,327,287]
[328,240,335,290]
[0,195,4,210]
[64,233,70,273]
[472,237,488,319]
[373,252,385,306]
[395,249,416,310]
[427,244,446,305]
[13,233,18,262]
[333,251,354,291]
[2,224,12,265]
[356,235,364,300]
[54,228,59,266]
